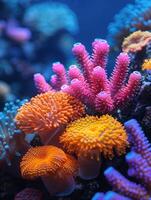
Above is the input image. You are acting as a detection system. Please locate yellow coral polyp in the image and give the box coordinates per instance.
[60,115,128,159]
[142,59,151,70]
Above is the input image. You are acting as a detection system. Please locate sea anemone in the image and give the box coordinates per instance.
[20,146,78,196]
[15,188,43,200]
[142,59,151,70]
[15,91,85,144]
[122,31,151,53]
[60,115,128,180]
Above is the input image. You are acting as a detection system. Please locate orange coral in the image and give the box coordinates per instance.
[15,92,85,135]
[122,31,151,53]
[20,145,78,196]
[142,59,151,70]
[20,146,78,179]
[21,146,66,179]
[60,115,128,159]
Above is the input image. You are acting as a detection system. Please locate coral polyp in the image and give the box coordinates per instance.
[15,92,85,144]
[60,115,128,159]
[21,146,68,179]
[142,59,151,70]
[60,115,128,180]
[20,145,78,196]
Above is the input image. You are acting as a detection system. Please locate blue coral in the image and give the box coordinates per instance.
[92,191,131,200]
[23,2,79,37]
[107,0,151,49]
[0,99,27,165]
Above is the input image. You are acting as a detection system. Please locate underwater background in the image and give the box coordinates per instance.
[0,0,151,200]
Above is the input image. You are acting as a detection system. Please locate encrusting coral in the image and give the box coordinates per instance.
[122,31,151,53]
[34,39,142,114]
[101,119,151,200]
[107,0,151,50]
[142,58,151,70]
[15,91,85,144]
[60,115,128,180]
[20,145,79,196]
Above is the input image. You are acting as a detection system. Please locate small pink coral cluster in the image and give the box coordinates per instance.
[34,39,142,114]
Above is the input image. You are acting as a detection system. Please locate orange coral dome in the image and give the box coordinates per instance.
[15,92,85,135]
[20,146,78,179]
[122,30,151,53]
[142,59,151,70]
[60,115,128,159]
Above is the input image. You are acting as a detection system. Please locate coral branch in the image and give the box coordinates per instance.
[34,73,52,93]
[114,71,141,108]
[34,39,142,114]
[124,119,151,166]
[126,151,151,187]
[72,43,93,83]
[95,92,113,114]
[92,39,109,68]
[104,167,149,200]
[51,62,67,90]
[110,53,130,96]
[91,67,110,95]
[68,65,84,81]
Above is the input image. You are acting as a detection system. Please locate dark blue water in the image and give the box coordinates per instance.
[53,0,133,49]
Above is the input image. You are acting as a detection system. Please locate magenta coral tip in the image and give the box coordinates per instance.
[34,73,52,93]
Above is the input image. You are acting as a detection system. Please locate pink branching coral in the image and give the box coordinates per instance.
[34,39,142,114]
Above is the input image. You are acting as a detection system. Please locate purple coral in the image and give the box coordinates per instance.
[126,151,151,188]
[103,119,151,200]
[125,119,151,166]
[104,167,149,200]
[34,39,142,114]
